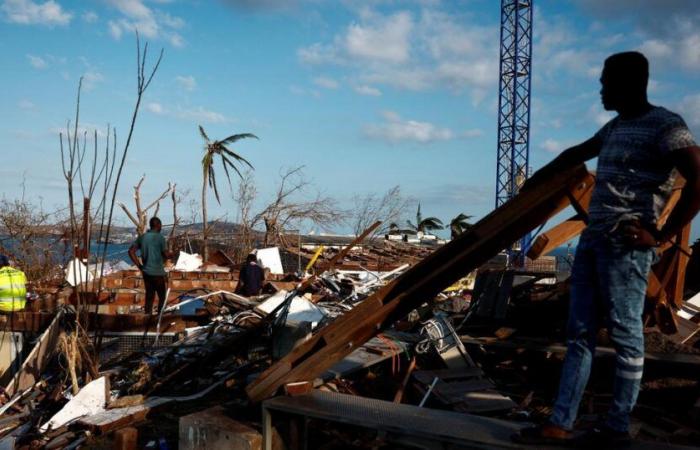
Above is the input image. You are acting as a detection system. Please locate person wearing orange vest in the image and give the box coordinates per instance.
[0,255,26,313]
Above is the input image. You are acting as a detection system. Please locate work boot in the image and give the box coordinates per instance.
[575,424,631,448]
[511,423,575,446]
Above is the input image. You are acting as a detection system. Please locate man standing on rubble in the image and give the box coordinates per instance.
[0,255,26,313]
[236,253,265,297]
[515,52,700,446]
[129,217,173,314]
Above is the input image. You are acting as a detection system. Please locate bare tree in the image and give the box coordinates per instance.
[0,199,67,286]
[117,175,173,235]
[54,33,163,382]
[232,170,258,259]
[351,185,410,238]
[249,167,346,247]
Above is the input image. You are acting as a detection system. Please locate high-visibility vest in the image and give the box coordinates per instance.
[0,267,26,312]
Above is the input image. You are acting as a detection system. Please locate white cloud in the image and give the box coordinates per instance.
[297,8,498,103]
[364,110,454,144]
[345,11,413,64]
[540,138,565,153]
[313,76,339,90]
[354,85,381,96]
[49,123,108,139]
[587,104,615,127]
[2,0,72,26]
[17,99,35,110]
[175,75,196,91]
[81,10,97,23]
[108,20,122,39]
[82,70,104,91]
[105,0,185,47]
[577,0,700,72]
[146,102,232,124]
[297,43,338,65]
[146,102,164,114]
[679,94,700,128]
[26,54,47,69]
[462,129,484,138]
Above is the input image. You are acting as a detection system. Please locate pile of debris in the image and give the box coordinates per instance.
[0,165,698,448]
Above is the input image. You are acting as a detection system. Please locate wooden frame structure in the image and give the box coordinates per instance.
[527,176,691,334]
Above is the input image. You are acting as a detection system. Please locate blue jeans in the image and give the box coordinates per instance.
[550,232,654,432]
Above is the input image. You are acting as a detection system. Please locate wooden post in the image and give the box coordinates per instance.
[114,427,138,450]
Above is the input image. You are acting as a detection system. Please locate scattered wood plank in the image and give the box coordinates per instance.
[6,309,64,396]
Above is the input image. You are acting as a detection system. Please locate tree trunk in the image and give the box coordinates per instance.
[202,169,208,262]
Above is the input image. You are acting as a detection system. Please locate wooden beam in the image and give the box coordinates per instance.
[526,215,586,260]
[246,165,592,402]
[526,173,594,259]
[669,223,692,308]
[323,221,381,271]
[6,310,64,396]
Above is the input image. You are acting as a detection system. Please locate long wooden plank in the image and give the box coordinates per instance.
[5,310,63,396]
[670,223,691,307]
[527,215,586,259]
[529,174,685,261]
[246,165,592,402]
[325,221,381,271]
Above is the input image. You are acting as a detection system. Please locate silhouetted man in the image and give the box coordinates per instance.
[129,217,173,314]
[236,253,265,296]
[516,52,700,446]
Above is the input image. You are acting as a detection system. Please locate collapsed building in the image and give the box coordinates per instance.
[0,165,698,449]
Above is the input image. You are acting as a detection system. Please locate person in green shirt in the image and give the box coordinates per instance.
[129,217,173,314]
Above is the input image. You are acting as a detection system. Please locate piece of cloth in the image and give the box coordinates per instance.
[0,266,26,312]
[143,273,167,313]
[238,262,264,296]
[549,233,653,432]
[586,106,696,237]
[134,230,167,276]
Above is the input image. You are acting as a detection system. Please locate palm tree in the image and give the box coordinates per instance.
[198,125,257,261]
[449,213,473,239]
[406,203,443,234]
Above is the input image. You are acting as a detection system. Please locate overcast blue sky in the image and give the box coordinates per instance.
[1,0,699,237]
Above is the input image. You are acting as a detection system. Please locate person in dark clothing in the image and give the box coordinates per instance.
[236,253,265,296]
[128,217,173,314]
[514,52,700,446]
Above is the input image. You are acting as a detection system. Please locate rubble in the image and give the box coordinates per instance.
[0,168,697,449]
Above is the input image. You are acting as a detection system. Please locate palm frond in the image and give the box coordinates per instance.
[222,146,254,169]
[220,154,233,187]
[222,154,244,180]
[221,133,258,145]
[209,165,221,204]
[198,125,210,142]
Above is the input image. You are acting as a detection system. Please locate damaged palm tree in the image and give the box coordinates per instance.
[198,125,257,261]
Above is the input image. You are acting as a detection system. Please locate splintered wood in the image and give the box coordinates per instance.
[246,164,593,402]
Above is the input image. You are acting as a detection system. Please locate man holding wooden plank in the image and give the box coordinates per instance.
[516,52,700,446]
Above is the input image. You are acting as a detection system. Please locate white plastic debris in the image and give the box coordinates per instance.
[64,258,93,287]
[40,376,108,432]
[173,251,203,272]
[254,247,284,275]
[256,290,325,328]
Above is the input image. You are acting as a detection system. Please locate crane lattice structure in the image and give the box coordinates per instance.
[495,0,533,261]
